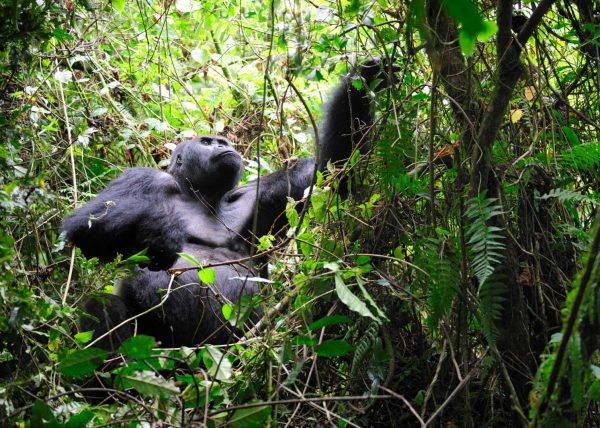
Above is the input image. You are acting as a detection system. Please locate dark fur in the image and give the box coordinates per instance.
[64,62,390,351]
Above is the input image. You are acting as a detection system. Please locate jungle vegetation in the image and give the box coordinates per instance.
[1,0,600,426]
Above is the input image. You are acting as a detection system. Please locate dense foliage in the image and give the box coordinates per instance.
[1,0,599,426]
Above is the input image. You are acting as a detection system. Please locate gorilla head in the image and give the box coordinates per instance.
[168,135,243,200]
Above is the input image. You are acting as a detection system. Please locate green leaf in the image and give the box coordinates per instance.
[121,371,179,398]
[311,187,330,222]
[66,410,95,428]
[324,261,339,272]
[58,348,107,379]
[441,0,493,55]
[308,315,351,331]
[351,77,363,90]
[222,303,233,320]
[198,267,216,285]
[286,199,299,227]
[293,335,318,346]
[203,345,232,380]
[74,331,93,345]
[179,252,202,266]
[344,0,361,15]
[355,255,371,265]
[112,0,126,13]
[257,234,275,251]
[442,0,483,37]
[477,20,498,42]
[123,249,150,264]
[31,400,59,428]
[589,380,600,402]
[229,405,271,428]
[118,335,156,359]
[562,126,581,146]
[225,295,254,328]
[356,276,388,320]
[459,32,477,56]
[380,28,398,43]
[334,274,376,320]
[350,149,361,167]
[315,340,352,357]
[52,28,73,41]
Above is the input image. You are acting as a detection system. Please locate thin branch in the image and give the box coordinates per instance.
[517,0,559,46]
[206,394,393,417]
[58,59,78,307]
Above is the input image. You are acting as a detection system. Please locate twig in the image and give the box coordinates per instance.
[380,385,426,427]
[493,348,529,426]
[57,63,78,307]
[168,237,291,275]
[85,274,176,349]
[207,394,393,417]
[424,352,485,426]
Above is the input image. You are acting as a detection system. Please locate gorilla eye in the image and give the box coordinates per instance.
[176,155,183,165]
[200,138,211,145]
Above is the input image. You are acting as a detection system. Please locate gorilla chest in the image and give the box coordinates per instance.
[176,198,248,251]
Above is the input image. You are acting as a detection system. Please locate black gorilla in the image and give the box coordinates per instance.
[63,61,389,350]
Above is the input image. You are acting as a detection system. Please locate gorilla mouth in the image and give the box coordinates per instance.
[217,151,237,159]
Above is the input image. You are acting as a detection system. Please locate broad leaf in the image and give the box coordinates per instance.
[229,405,271,428]
[203,345,232,381]
[59,348,107,379]
[335,274,376,320]
[179,252,202,266]
[121,371,179,398]
[315,340,352,357]
[118,335,156,359]
[198,267,216,285]
[308,315,351,331]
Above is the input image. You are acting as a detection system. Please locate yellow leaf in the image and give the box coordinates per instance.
[524,86,535,101]
[510,109,523,123]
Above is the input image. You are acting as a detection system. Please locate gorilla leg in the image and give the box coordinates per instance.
[121,266,261,347]
[80,294,133,352]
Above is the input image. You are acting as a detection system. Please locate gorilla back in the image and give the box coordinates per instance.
[64,60,391,351]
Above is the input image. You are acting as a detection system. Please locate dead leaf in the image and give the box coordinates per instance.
[510,109,523,123]
[524,86,536,101]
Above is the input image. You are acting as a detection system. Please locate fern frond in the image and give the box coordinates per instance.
[350,320,381,377]
[465,197,506,289]
[560,142,600,174]
[479,273,506,348]
[414,237,460,328]
[538,188,597,205]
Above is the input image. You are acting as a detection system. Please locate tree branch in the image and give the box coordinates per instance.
[469,0,557,194]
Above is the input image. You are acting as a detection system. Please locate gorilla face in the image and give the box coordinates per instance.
[168,135,243,198]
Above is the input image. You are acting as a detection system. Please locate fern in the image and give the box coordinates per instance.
[538,188,597,205]
[465,196,506,289]
[350,320,381,377]
[414,237,459,328]
[560,141,600,174]
[478,273,506,348]
[374,123,425,197]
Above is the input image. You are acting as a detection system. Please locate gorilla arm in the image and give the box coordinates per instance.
[62,167,186,270]
[229,61,384,238]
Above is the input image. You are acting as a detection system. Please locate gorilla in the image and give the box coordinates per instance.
[63,60,390,351]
